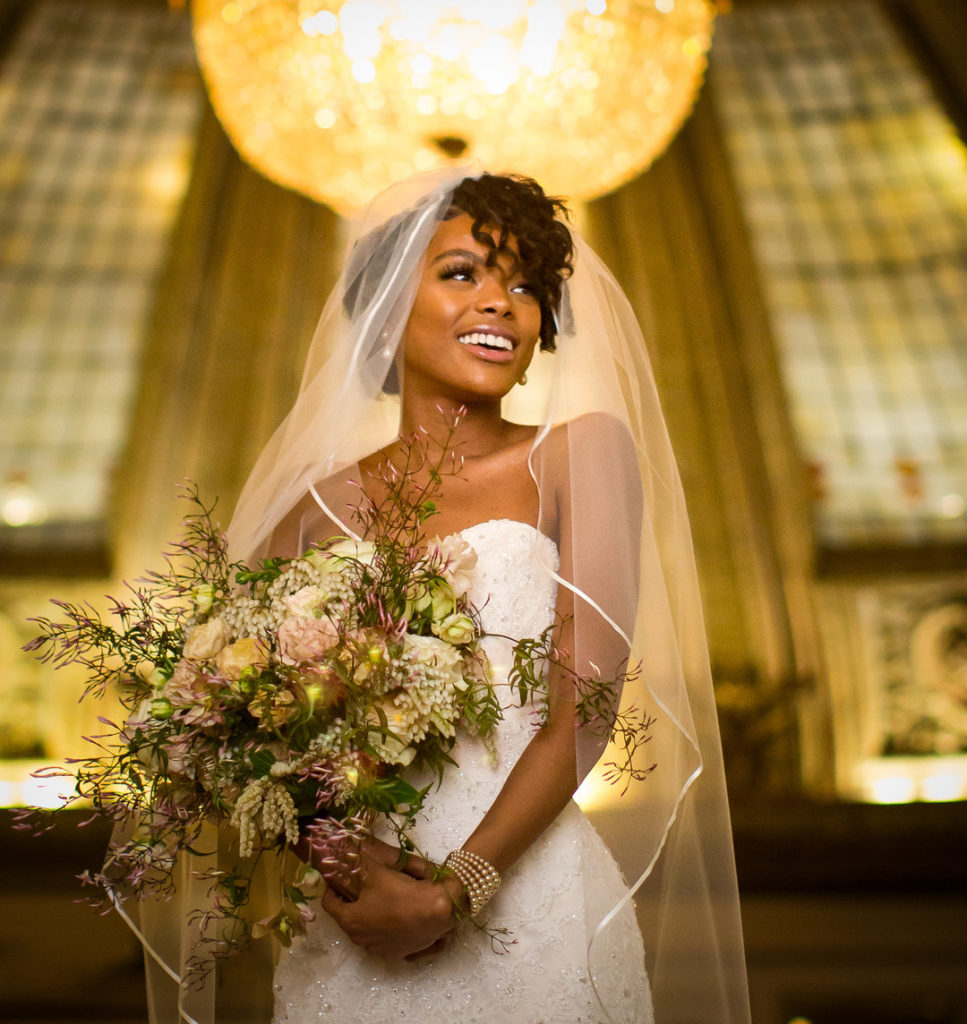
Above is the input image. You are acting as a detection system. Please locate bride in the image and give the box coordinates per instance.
[197,169,749,1024]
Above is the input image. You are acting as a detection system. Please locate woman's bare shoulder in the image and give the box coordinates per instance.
[543,412,634,459]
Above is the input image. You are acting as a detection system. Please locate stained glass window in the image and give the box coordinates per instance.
[711,0,967,548]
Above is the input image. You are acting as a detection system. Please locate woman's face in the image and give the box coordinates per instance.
[400,212,542,404]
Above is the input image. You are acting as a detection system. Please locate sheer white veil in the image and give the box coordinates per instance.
[217,165,750,1024]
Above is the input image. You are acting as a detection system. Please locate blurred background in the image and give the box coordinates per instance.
[0,0,965,1021]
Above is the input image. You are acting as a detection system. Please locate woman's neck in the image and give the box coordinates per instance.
[399,395,512,459]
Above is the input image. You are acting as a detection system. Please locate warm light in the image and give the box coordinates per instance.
[921,772,965,802]
[0,762,73,809]
[191,0,716,213]
[301,11,338,36]
[856,755,967,804]
[939,493,965,518]
[0,476,47,527]
[870,775,916,804]
[141,153,192,204]
[574,764,619,813]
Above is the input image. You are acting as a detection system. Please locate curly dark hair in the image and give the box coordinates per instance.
[448,174,573,352]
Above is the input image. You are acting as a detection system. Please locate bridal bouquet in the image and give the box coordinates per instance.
[22,430,511,966]
[23,424,654,978]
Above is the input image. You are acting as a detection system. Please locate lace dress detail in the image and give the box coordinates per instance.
[273,520,653,1024]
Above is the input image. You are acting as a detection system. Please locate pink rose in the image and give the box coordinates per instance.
[278,616,340,664]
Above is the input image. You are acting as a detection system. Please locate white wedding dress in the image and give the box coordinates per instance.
[272,520,653,1024]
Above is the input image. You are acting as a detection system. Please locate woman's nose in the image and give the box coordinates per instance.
[475,275,511,315]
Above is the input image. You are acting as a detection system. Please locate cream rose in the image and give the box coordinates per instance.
[367,694,414,743]
[404,632,463,672]
[183,617,230,661]
[215,636,270,680]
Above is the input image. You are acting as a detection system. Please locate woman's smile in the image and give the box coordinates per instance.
[457,330,517,362]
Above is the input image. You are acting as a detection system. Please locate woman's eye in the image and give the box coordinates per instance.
[512,281,536,297]
[440,262,476,283]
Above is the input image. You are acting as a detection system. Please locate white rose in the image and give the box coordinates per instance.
[182,617,230,661]
[404,634,463,677]
[284,585,327,618]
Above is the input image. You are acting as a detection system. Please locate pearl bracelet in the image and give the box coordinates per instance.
[443,848,501,917]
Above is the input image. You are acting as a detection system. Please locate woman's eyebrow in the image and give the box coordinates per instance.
[431,247,483,265]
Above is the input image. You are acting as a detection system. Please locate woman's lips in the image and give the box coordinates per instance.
[457,331,516,363]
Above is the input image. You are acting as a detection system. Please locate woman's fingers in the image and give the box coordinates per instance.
[361,837,432,878]
[321,865,359,900]
[318,861,455,960]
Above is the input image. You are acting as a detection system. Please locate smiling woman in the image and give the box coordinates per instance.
[259,172,654,1022]
[141,168,749,1024]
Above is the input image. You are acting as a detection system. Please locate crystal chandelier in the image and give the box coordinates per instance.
[192,0,716,213]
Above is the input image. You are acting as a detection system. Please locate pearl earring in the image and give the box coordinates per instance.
[518,372,528,386]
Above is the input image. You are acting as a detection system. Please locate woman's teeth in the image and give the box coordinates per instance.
[458,332,513,351]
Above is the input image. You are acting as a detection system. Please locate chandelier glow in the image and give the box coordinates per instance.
[192,0,716,213]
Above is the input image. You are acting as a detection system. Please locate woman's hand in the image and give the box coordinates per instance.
[321,852,464,961]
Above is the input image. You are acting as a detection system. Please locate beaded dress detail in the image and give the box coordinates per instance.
[272,520,653,1024]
